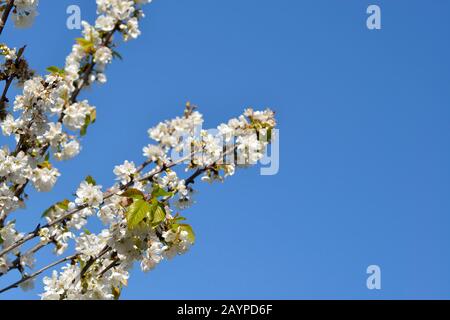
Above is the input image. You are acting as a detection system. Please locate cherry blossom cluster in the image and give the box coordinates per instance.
[0,44,34,120]
[0,0,152,230]
[0,0,278,300]
[38,106,275,299]
[0,105,276,299]
[0,44,33,81]
[0,44,17,61]
[5,0,39,29]
[0,221,24,275]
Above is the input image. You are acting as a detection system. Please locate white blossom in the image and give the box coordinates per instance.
[142,144,164,162]
[113,161,137,185]
[31,167,60,192]
[75,181,103,207]
[63,101,94,131]
[94,46,113,65]
[95,15,116,32]
[0,0,278,301]
[141,240,166,272]
[55,140,81,161]
[11,0,39,28]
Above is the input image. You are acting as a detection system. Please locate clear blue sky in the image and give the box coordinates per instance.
[1,0,450,299]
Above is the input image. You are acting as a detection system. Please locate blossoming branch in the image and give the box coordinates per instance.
[0,0,278,299]
[0,0,152,228]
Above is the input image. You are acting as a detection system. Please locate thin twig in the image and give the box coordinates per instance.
[0,158,156,258]
[0,239,48,277]
[0,254,78,295]
[0,154,222,289]
[98,258,120,278]
[7,25,120,212]
[0,148,218,259]
[75,245,111,282]
[0,0,15,36]
[0,45,26,121]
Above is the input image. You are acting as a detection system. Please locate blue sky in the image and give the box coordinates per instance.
[1,0,450,299]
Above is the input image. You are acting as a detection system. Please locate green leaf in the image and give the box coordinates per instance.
[41,205,55,218]
[85,175,97,185]
[56,199,70,211]
[83,228,91,235]
[46,66,65,75]
[75,38,90,45]
[76,38,94,53]
[126,199,151,229]
[112,286,121,300]
[266,128,272,142]
[152,204,166,225]
[79,259,86,270]
[180,224,196,243]
[90,109,97,123]
[151,185,173,199]
[41,199,70,218]
[0,235,3,245]
[37,160,52,170]
[80,110,97,136]
[121,188,145,200]
[80,114,91,137]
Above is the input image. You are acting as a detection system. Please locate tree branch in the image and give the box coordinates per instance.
[0,254,78,295]
[0,157,156,258]
[0,45,26,121]
[0,24,121,230]
[73,245,111,284]
[0,239,48,277]
[0,149,215,259]
[0,0,14,36]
